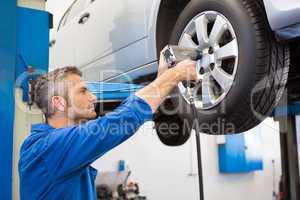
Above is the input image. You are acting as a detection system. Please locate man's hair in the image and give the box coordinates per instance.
[34,66,82,118]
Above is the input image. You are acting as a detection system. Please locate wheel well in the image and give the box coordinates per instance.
[156,0,191,55]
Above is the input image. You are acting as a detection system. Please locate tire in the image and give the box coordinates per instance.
[154,99,192,146]
[166,0,290,135]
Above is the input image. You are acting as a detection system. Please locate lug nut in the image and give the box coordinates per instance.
[199,67,205,75]
[182,81,196,88]
[208,47,214,54]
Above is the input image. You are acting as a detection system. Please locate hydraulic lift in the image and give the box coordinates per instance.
[273,97,300,199]
[0,1,50,200]
[277,115,300,200]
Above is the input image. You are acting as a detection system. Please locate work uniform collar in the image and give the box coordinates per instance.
[31,123,54,133]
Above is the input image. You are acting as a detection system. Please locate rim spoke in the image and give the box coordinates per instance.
[211,67,233,91]
[202,75,214,107]
[215,39,238,60]
[179,33,197,48]
[209,16,227,45]
[178,83,186,94]
[194,15,209,49]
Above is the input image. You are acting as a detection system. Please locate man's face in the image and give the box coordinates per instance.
[66,74,97,122]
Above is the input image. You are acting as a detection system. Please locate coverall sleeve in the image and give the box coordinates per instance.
[45,94,153,179]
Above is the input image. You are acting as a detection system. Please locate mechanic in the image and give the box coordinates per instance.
[18,51,196,200]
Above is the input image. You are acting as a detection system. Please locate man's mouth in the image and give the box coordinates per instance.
[89,103,96,110]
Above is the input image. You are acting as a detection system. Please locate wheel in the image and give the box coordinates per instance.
[166,0,290,135]
[154,99,192,146]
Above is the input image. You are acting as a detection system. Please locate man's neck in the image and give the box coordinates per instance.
[47,115,76,128]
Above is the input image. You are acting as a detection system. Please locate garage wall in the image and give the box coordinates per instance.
[92,118,282,200]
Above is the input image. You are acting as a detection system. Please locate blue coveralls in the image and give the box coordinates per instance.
[18,95,153,200]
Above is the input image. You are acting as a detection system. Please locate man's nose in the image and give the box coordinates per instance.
[89,91,97,102]
[90,93,97,102]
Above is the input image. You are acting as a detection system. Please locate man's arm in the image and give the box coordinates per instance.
[136,58,197,112]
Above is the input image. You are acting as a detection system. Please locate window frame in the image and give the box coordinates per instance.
[57,0,90,31]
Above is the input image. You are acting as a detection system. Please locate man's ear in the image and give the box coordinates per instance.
[52,96,67,112]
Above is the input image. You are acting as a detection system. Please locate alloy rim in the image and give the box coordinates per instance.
[178,11,239,110]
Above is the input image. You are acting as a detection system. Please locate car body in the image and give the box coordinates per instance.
[50,0,159,84]
[264,0,300,33]
[50,0,300,84]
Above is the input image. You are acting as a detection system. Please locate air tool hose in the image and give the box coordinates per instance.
[187,78,205,200]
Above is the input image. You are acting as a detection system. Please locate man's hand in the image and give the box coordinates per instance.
[173,60,197,81]
[136,49,197,112]
[157,48,197,81]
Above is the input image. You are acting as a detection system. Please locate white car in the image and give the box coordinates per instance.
[50,0,300,146]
